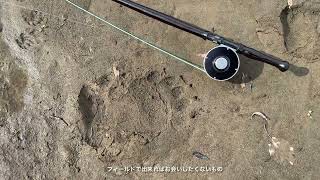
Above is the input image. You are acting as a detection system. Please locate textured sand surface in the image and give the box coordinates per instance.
[0,0,320,179]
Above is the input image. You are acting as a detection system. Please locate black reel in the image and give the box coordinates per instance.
[204,45,239,81]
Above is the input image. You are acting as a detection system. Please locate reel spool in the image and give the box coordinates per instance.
[203,45,240,81]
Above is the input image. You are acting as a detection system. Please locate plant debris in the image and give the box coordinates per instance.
[268,137,295,165]
[197,53,207,59]
[241,73,247,88]
[251,112,295,165]
[193,151,210,160]
[251,112,271,139]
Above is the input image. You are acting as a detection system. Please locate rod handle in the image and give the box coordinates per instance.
[239,46,290,72]
[217,38,290,72]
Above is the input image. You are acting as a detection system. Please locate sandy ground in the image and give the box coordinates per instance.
[0,0,320,179]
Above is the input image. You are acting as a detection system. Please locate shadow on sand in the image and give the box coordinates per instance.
[229,55,265,84]
[228,56,310,84]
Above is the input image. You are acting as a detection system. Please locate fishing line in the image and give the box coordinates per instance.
[64,0,205,72]
[0,0,131,48]
[0,1,94,29]
[0,0,205,72]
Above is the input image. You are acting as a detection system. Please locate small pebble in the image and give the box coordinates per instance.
[307,110,313,119]
[288,0,293,8]
[113,66,120,77]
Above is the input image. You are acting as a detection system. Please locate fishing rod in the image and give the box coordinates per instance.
[0,0,290,81]
[62,0,289,81]
[112,0,290,81]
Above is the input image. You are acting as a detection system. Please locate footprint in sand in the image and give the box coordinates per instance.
[77,67,194,165]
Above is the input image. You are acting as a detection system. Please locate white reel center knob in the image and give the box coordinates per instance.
[214,57,229,70]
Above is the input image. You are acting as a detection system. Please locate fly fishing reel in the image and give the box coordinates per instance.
[204,45,240,81]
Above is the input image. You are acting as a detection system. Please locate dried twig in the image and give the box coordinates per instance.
[251,112,272,140]
[193,151,210,160]
[50,115,69,126]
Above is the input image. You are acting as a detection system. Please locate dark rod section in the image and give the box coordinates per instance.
[112,0,217,41]
[112,0,290,72]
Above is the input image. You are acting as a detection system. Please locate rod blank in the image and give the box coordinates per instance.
[112,0,218,41]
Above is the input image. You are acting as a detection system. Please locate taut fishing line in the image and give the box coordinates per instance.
[0,0,205,72]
